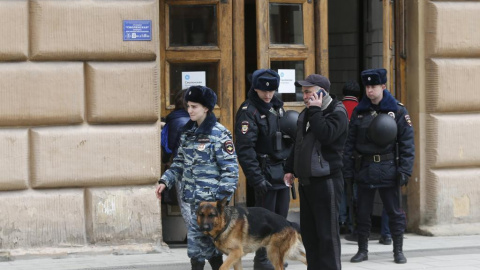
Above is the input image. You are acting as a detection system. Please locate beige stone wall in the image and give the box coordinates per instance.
[0,0,162,252]
[407,0,480,235]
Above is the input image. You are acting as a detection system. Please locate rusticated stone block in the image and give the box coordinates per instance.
[30,0,158,60]
[31,125,160,188]
[85,186,161,244]
[0,62,84,126]
[0,129,29,191]
[0,0,28,61]
[0,190,86,249]
[86,62,159,123]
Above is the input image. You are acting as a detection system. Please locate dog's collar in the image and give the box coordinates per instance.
[213,215,231,242]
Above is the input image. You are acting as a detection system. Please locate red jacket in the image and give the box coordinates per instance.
[342,96,359,120]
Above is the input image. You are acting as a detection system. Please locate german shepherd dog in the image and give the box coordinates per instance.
[197,197,307,270]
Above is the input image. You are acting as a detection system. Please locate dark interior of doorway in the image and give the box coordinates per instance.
[244,0,258,208]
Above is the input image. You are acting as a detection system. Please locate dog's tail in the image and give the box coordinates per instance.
[285,228,307,265]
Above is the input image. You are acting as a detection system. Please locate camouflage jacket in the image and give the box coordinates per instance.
[160,113,238,205]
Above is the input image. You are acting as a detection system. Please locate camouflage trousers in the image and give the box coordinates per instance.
[187,204,222,261]
[175,181,192,227]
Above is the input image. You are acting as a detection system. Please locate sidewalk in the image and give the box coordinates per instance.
[1,234,480,270]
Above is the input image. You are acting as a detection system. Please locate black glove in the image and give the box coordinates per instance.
[397,173,409,186]
[254,180,272,197]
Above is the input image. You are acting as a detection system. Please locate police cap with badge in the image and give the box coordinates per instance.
[361,68,387,86]
[250,69,280,91]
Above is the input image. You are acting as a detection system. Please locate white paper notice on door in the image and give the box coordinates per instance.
[278,69,296,93]
[182,71,206,89]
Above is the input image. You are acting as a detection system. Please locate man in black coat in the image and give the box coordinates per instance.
[343,68,415,264]
[284,74,348,270]
[234,69,294,270]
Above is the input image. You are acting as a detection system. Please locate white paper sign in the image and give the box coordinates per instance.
[278,69,296,93]
[182,71,206,89]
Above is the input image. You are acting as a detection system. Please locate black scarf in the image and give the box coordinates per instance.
[247,88,284,116]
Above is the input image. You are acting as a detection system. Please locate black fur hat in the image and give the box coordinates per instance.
[361,68,387,86]
[251,69,280,91]
[184,86,217,111]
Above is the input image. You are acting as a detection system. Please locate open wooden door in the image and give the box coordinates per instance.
[160,0,233,132]
[255,0,316,110]
[254,0,317,208]
[159,0,234,242]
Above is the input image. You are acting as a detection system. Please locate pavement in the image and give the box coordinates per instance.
[1,233,480,270]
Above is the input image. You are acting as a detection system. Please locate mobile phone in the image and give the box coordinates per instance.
[316,89,327,97]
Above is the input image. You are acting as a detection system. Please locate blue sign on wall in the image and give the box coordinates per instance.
[123,20,152,41]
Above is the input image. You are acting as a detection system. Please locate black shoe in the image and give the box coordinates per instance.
[393,235,407,264]
[350,234,369,263]
[208,255,223,270]
[190,259,205,270]
[350,251,368,263]
[379,235,392,245]
[253,259,275,270]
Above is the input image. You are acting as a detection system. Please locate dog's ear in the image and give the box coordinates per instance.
[217,197,228,212]
[196,201,206,216]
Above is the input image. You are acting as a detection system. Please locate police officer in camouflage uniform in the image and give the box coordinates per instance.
[235,69,294,270]
[156,86,239,270]
[343,68,415,264]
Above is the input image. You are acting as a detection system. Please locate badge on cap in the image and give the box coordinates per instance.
[266,82,269,86]
[197,143,206,151]
[224,140,235,155]
[368,77,371,81]
[241,121,249,134]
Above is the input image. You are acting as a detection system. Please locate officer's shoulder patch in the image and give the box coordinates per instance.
[224,140,235,155]
[405,115,412,126]
[241,121,249,134]
[398,102,405,107]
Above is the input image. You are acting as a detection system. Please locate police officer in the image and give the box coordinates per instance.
[235,69,294,270]
[343,68,415,264]
[156,86,239,270]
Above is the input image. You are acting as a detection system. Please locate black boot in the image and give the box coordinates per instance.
[208,255,223,270]
[253,247,274,270]
[393,235,407,264]
[350,234,369,263]
[191,258,205,270]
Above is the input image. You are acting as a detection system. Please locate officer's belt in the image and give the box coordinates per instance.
[362,153,394,163]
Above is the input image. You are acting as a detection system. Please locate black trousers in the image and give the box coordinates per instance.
[356,185,405,237]
[299,175,343,270]
[255,187,290,218]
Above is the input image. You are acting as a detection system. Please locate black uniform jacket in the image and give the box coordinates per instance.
[343,90,415,188]
[285,96,348,179]
[234,89,293,190]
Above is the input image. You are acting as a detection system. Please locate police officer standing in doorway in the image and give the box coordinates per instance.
[235,69,295,270]
[343,68,415,264]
